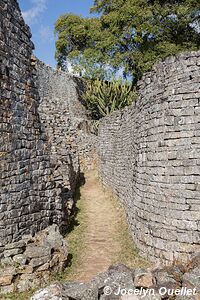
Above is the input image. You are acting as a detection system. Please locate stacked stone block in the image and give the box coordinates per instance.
[36,59,98,174]
[98,51,200,263]
[0,0,61,246]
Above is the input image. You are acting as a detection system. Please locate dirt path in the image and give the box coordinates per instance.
[65,169,149,283]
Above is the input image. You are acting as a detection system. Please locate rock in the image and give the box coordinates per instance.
[36,263,50,272]
[91,264,134,300]
[16,265,34,274]
[0,283,15,294]
[31,256,51,268]
[182,267,200,292]
[50,254,60,268]
[0,257,13,267]
[99,264,135,297]
[99,294,120,300]
[133,269,155,288]
[25,246,50,259]
[153,268,178,285]
[0,275,13,287]
[3,248,23,258]
[62,281,88,299]
[17,274,42,293]
[13,254,27,266]
[31,281,96,300]
[90,270,110,291]
[187,253,200,271]
[154,282,181,299]
[30,254,200,300]
[5,241,26,250]
[38,225,68,256]
[31,283,69,300]
[176,294,198,300]
[81,283,99,300]
[0,267,15,286]
[0,225,69,294]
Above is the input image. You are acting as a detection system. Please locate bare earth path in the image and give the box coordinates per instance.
[65,169,149,283]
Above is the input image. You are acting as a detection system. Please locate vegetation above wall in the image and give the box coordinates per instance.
[55,0,200,83]
[83,79,137,119]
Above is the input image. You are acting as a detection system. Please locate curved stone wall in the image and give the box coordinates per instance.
[98,51,200,264]
[36,59,97,173]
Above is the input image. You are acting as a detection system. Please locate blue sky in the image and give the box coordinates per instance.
[18,0,94,67]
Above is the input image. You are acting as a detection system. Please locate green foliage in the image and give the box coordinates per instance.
[55,0,200,82]
[83,79,137,119]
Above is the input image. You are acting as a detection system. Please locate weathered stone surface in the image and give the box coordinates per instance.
[0,225,68,293]
[32,257,200,300]
[0,267,15,286]
[134,269,155,288]
[182,268,200,292]
[4,248,24,258]
[31,283,69,300]
[25,247,50,259]
[0,0,65,247]
[5,241,26,250]
[153,268,178,285]
[0,275,13,287]
[12,254,27,266]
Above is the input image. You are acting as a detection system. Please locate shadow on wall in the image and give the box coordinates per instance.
[61,172,86,236]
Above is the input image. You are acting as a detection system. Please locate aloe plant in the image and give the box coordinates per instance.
[83,79,137,119]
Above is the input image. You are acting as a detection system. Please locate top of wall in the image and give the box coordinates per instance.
[35,58,88,121]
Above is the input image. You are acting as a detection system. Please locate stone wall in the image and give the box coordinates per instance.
[36,59,97,174]
[0,0,62,247]
[32,254,200,300]
[0,0,97,292]
[98,51,200,264]
[0,0,92,254]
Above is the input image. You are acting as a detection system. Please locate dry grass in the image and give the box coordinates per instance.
[58,187,88,281]
[59,170,150,282]
[1,289,35,300]
[108,192,151,269]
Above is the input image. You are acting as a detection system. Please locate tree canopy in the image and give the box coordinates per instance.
[55,0,200,82]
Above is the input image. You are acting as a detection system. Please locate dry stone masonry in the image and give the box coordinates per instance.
[0,0,200,296]
[0,0,62,246]
[0,0,95,293]
[31,254,200,300]
[36,59,97,174]
[98,51,200,264]
[0,225,68,294]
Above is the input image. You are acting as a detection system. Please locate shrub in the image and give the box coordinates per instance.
[83,79,137,119]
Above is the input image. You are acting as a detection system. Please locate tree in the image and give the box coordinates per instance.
[55,0,200,83]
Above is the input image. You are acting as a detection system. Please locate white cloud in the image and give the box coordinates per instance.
[22,0,47,24]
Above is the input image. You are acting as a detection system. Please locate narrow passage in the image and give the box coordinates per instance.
[65,169,149,283]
